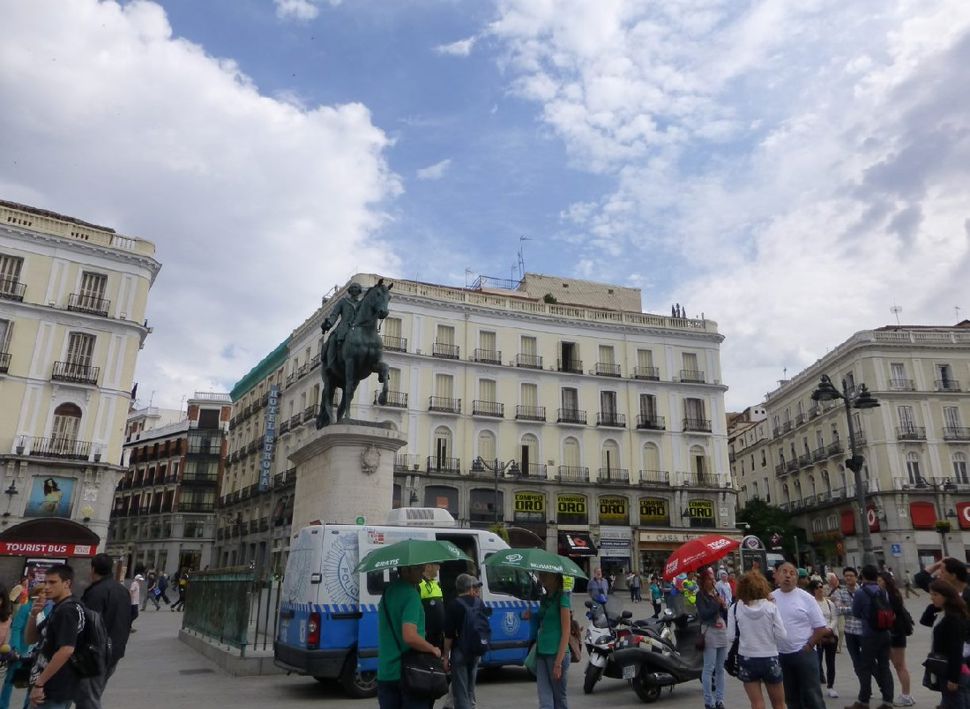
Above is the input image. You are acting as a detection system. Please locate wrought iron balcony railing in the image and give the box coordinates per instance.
[596,412,626,427]
[683,417,712,432]
[557,358,583,374]
[382,335,407,352]
[557,408,587,425]
[520,462,547,477]
[426,456,461,474]
[472,349,502,365]
[896,425,926,441]
[680,369,706,383]
[639,469,670,485]
[515,405,546,422]
[428,396,461,414]
[636,414,665,430]
[557,466,589,482]
[515,353,543,369]
[889,378,915,391]
[432,342,460,359]
[598,467,629,483]
[24,435,92,461]
[0,276,25,302]
[67,292,110,316]
[472,400,504,417]
[944,426,970,441]
[633,366,659,380]
[595,362,621,377]
[52,360,100,385]
[0,352,9,374]
[375,390,408,408]
[936,379,961,392]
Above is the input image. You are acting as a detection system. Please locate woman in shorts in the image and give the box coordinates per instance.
[879,571,915,706]
[727,570,788,709]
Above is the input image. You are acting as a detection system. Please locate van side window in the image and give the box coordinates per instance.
[367,569,398,596]
[483,553,541,600]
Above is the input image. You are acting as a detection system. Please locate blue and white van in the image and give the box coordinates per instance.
[274,508,541,698]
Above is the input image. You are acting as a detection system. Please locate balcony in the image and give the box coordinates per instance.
[0,352,9,374]
[429,396,461,414]
[936,379,961,392]
[515,405,546,422]
[798,453,812,468]
[469,459,506,477]
[302,403,318,422]
[520,462,547,477]
[432,342,460,359]
[772,426,782,438]
[680,472,719,487]
[515,353,543,369]
[472,400,504,418]
[557,358,583,374]
[827,441,844,457]
[639,469,671,486]
[889,378,916,391]
[375,390,408,408]
[633,366,660,381]
[636,414,666,430]
[426,456,461,475]
[680,369,706,383]
[382,335,407,352]
[67,292,110,317]
[182,473,219,484]
[23,435,92,461]
[289,413,300,429]
[595,362,621,377]
[795,413,806,425]
[786,459,798,473]
[557,466,589,482]
[782,421,793,433]
[596,412,626,428]
[51,360,100,386]
[812,447,827,462]
[775,463,785,476]
[854,431,867,446]
[309,353,321,370]
[944,426,970,441]
[557,408,587,425]
[683,417,712,433]
[279,419,290,435]
[598,467,630,484]
[472,349,502,365]
[896,425,926,441]
[808,405,821,419]
[0,276,25,302]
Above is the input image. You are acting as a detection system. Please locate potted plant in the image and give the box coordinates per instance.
[935,520,952,534]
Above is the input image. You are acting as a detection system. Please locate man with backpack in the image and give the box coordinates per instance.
[845,565,894,709]
[76,553,130,709]
[25,563,83,709]
[443,574,490,709]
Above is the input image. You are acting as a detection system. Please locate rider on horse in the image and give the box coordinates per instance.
[321,282,363,372]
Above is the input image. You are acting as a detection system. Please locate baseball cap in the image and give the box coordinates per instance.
[797,568,809,578]
[456,573,483,592]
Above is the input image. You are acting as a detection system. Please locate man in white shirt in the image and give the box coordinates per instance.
[773,563,829,709]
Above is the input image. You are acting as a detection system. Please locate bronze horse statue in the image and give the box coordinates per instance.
[316,279,393,427]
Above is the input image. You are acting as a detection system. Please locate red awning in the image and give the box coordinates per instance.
[841,509,856,535]
[958,502,970,530]
[910,502,938,529]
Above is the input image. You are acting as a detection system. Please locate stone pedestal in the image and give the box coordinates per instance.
[289,421,407,530]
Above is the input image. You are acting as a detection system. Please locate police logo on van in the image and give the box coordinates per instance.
[502,611,521,637]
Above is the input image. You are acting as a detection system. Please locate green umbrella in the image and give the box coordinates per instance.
[353,538,472,573]
[484,548,588,580]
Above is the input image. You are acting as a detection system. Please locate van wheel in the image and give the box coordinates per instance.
[340,653,378,699]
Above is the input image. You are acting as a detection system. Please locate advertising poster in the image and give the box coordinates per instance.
[23,557,67,594]
[24,476,75,517]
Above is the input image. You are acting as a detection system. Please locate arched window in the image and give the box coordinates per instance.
[751,481,759,500]
[432,426,453,469]
[477,430,497,463]
[689,445,708,482]
[52,403,82,454]
[601,439,620,472]
[783,484,790,503]
[808,476,816,496]
[520,433,539,476]
[954,453,968,485]
[562,437,581,468]
[641,443,660,477]
[906,452,923,486]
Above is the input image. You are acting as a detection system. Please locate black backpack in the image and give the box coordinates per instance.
[457,596,491,658]
[867,588,896,632]
[69,602,112,678]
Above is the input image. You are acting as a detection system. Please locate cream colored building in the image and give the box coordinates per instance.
[216,273,736,578]
[732,323,970,571]
[0,199,159,577]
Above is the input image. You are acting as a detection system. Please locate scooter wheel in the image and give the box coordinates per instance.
[633,674,662,703]
[583,665,603,694]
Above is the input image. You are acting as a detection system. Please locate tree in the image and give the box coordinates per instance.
[737,498,808,561]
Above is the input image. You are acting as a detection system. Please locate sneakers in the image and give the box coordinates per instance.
[828,689,840,698]
[894,697,915,707]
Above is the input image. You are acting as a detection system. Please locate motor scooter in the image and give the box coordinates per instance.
[627,612,704,703]
[582,601,651,694]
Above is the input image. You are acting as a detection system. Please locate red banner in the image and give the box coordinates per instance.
[867,505,880,533]
[0,542,96,557]
[841,509,856,535]
[958,502,970,530]
[909,502,937,529]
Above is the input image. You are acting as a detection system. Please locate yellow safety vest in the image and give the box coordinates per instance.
[420,579,443,600]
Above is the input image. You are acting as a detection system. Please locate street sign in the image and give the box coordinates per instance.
[355,516,366,526]
[890,543,902,557]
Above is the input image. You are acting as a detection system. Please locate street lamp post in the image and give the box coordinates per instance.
[812,374,880,568]
[475,457,518,525]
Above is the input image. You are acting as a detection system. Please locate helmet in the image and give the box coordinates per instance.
[347,282,363,295]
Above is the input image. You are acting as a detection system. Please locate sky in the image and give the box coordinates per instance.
[2,0,970,410]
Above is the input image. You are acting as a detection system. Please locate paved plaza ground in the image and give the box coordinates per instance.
[7,592,946,708]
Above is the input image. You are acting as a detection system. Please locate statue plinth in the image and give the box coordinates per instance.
[289,422,407,530]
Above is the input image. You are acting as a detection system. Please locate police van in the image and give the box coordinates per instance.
[274,508,541,698]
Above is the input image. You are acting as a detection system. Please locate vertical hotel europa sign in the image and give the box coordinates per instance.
[259,385,280,492]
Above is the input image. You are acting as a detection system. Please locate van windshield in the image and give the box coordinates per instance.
[483,553,542,601]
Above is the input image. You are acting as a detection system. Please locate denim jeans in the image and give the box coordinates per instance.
[449,648,479,709]
[779,649,826,709]
[939,673,970,709]
[536,653,570,709]
[858,632,894,704]
[702,644,727,706]
[74,661,118,709]
[377,680,429,709]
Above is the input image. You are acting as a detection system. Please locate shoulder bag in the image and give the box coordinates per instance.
[922,653,949,691]
[380,596,450,700]
[724,603,741,678]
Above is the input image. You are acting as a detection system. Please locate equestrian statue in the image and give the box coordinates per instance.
[315,279,393,428]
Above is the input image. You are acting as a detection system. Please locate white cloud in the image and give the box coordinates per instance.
[488,0,970,407]
[0,0,400,406]
[416,159,452,181]
[435,36,478,57]
[274,0,338,22]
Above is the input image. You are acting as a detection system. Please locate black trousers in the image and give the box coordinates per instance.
[858,632,894,704]
[816,641,836,688]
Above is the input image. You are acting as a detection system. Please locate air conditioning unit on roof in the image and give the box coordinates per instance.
[385,507,456,527]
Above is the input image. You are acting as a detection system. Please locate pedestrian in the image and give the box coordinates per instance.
[628,571,642,604]
[607,572,616,595]
[588,567,608,610]
[728,572,738,598]
[140,570,156,612]
[902,570,916,599]
[809,579,839,698]
[682,572,699,611]
[833,567,864,671]
[845,564,894,709]
[878,572,914,707]
[0,584,11,690]
[420,563,445,654]
[0,584,27,709]
[170,568,188,611]
[697,569,728,709]
[442,574,486,709]
[771,562,828,709]
[915,558,970,618]
[76,553,132,709]
[727,570,788,709]
[26,563,84,709]
[649,576,663,618]
[716,569,734,606]
[925,580,970,709]
[376,563,441,709]
[826,572,846,650]
[129,566,144,630]
[532,571,571,709]
[156,572,170,606]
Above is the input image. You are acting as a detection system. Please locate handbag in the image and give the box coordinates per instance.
[568,617,583,663]
[818,628,838,647]
[923,653,949,692]
[524,644,537,674]
[696,626,707,652]
[724,604,741,678]
[381,597,449,699]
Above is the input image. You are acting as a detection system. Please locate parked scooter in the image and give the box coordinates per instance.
[628,612,704,703]
[583,601,650,694]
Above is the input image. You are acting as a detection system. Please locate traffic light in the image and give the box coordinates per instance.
[845,455,865,473]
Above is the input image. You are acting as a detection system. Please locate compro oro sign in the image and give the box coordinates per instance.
[598,496,629,525]
[685,499,715,528]
[557,494,588,525]
[513,492,545,523]
[639,497,669,526]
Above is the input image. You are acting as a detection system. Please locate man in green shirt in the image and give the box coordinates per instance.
[378,564,442,709]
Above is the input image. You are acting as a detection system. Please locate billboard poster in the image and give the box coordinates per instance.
[24,476,75,518]
[23,557,67,594]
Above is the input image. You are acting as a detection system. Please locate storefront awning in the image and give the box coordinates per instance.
[559,531,597,556]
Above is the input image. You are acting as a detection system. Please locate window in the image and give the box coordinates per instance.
[954,453,968,485]
[520,434,538,474]
[66,332,96,366]
[384,317,402,339]
[561,387,579,411]
[477,430,496,462]
[890,362,906,382]
[897,405,916,430]
[690,445,707,481]
[520,335,537,356]
[0,318,11,352]
[816,430,825,449]
[0,254,23,296]
[642,443,660,472]
[480,330,497,352]
[682,352,699,371]
[906,452,923,486]
[639,394,657,418]
[944,406,961,428]
[601,440,620,471]
[520,383,538,407]
[559,341,578,369]
[844,372,856,391]
[684,397,705,421]
[598,345,615,364]
[600,390,617,415]
[938,363,954,386]
[637,349,654,369]
[479,378,497,402]
[388,367,401,391]
[562,437,581,467]
[52,403,82,443]
[436,324,454,345]
[434,373,454,399]
[79,271,107,302]
[433,427,452,466]
[484,554,541,600]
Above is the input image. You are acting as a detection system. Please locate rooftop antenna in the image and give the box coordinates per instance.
[956,305,962,321]
[890,303,902,326]
[517,236,531,280]
[148,390,156,407]
[464,268,474,288]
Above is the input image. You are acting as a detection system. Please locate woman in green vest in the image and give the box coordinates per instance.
[533,572,571,709]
